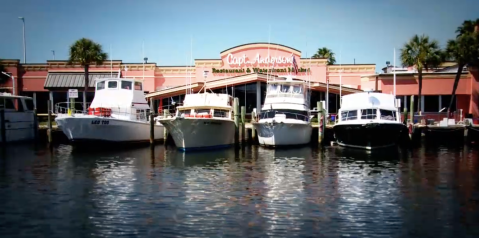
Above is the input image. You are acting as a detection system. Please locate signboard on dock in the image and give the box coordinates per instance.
[68,89,78,98]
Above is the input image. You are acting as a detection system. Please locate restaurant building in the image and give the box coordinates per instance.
[1,42,478,118]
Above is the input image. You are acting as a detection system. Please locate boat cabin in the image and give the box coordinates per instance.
[338,92,401,123]
[174,93,233,119]
[0,93,35,143]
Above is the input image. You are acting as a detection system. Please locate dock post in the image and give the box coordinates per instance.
[241,106,245,143]
[163,110,168,143]
[33,108,38,142]
[0,109,5,145]
[234,97,239,145]
[317,101,324,144]
[150,113,154,145]
[251,110,256,143]
[47,100,52,144]
[409,95,414,124]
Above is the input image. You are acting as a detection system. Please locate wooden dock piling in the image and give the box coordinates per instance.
[0,109,5,145]
[240,106,245,143]
[234,98,239,145]
[47,100,52,144]
[163,110,168,142]
[317,101,325,144]
[33,109,38,142]
[409,95,414,123]
[150,113,155,144]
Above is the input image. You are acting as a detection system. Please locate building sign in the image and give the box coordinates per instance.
[68,89,78,98]
[227,53,294,66]
[212,67,310,74]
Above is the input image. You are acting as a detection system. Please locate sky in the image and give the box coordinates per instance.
[0,0,478,71]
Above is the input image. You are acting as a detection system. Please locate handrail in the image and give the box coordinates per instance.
[54,102,153,122]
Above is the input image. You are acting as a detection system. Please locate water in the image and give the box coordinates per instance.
[1,143,479,237]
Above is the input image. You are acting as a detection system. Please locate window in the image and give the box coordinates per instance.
[259,109,309,121]
[4,98,15,110]
[340,110,357,121]
[97,81,105,90]
[195,109,210,114]
[179,109,191,116]
[107,81,118,89]
[380,109,396,121]
[361,109,377,120]
[121,81,132,90]
[213,109,228,118]
[25,99,33,111]
[134,82,142,91]
[280,85,290,93]
[268,84,278,93]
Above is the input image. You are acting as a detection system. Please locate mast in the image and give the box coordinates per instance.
[339,47,342,107]
[393,47,396,96]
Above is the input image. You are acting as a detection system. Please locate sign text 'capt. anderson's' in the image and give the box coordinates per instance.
[227,53,294,66]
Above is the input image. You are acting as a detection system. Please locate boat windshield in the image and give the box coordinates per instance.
[260,109,309,122]
[361,109,377,120]
[379,109,396,121]
[268,84,303,94]
[340,110,358,121]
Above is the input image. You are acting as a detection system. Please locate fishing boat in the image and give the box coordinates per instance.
[0,93,36,143]
[55,78,164,143]
[157,92,235,151]
[333,91,408,150]
[252,75,312,146]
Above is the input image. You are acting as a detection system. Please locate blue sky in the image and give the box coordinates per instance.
[1,0,478,71]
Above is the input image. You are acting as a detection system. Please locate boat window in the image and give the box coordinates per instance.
[380,109,396,121]
[340,110,357,121]
[361,109,377,120]
[268,84,278,93]
[3,98,15,110]
[280,85,291,93]
[24,99,33,111]
[97,81,105,90]
[121,81,132,90]
[213,109,228,118]
[259,109,309,122]
[179,109,191,116]
[134,82,142,91]
[195,109,210,114]
[292,85,302,94]
[108,81,118,89]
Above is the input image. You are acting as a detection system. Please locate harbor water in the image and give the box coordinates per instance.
[1,142,479,237]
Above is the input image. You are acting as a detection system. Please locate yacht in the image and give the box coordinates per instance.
[55,78,164,143]
[0,93,36,143]
[252,76,312,146]
[333,91,408,150]
[158,92,235,151]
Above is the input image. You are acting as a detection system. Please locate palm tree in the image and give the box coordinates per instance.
[312,47,336,65]
[446,19,479,117]
[400,34,443,114]
[68,38,108,113]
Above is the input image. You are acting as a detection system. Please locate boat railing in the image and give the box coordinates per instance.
[54,102,152,121]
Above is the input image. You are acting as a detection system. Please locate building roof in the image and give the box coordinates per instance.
[44,71,120,89]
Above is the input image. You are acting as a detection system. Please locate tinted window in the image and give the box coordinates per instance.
[108,81,118,89]
[213,109,228,118]
[260,109,309,122]
[361,109,376,119]
[380,109,396,121]
[134,82,142,91]
[25,99,34,111]
[121,81,132,90]
[341,110,357,121]
[97,81,105,90]
[4,98,15,109]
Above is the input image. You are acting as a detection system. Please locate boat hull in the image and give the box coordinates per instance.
[333,122,407,150]
[55,116,165,143]
[252,122,312,146]
[159,118,235,151]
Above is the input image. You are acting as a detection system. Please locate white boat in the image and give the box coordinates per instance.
[0,93,36,143]
[333,91,408,150]
[252,76,312,146]
[55,78,164,143]
[158,92,235,151]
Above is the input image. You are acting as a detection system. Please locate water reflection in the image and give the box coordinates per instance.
[0,143,478,237]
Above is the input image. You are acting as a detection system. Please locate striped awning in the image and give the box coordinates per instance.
[44,72,119,89]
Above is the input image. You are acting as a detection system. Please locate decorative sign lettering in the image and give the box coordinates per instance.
[212,67,310,74]
[91,120,110,125]
[68,89,78,98]
[227,53,294,66]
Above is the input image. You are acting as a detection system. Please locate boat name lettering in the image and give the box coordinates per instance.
[203,121,221,125]
[227,53,294,66]
[91,120,110,125]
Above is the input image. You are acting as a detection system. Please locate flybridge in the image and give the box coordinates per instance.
[226,53,295,66]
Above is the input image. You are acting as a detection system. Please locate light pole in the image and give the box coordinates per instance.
[19,17,26,64]
[51,50,55,60]
[1,71,15,95]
